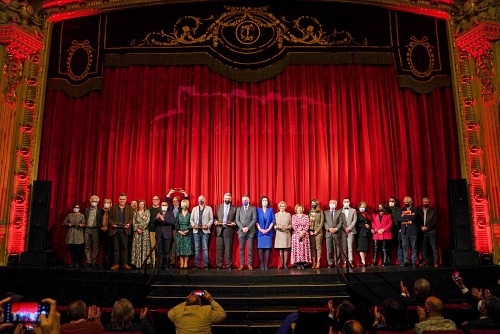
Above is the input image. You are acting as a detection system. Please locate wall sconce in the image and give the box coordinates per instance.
[14,172,27,180]
[20,124,33,133]
[464,98,476,107]
[17,148,31,156]
[23,100,35,109]
[466,121,479,131]
[469,145,482,155]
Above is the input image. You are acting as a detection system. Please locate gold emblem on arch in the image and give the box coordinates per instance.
[66,40,95,81]
[406,36,435,78]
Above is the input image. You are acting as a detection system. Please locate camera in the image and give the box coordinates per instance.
[453,271,460,281]
[192,290,205,297]
[4,301,49,329]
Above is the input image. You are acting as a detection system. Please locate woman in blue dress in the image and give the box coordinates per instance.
[256,196,275,270]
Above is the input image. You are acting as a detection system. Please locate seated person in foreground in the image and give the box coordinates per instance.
[167,290,226,334]
[327,299,356,333]
[414,296,456,334]
[60,300,103,334]
[104,298,154,334]
[370,298,413,333]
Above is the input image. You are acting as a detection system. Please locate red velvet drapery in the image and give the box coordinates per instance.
[39,64,460,267]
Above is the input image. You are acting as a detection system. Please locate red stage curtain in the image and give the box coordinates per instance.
[39,64,460,267]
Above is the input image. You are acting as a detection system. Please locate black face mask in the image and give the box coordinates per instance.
[404,203,410,207]
[224,200,231,205]
[423,204,429,208]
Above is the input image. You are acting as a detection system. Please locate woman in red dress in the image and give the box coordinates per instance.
[291,204,312,270]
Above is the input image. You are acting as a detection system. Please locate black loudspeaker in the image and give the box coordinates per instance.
[27,181,51,252]
[20,250,56,267]
[449,179,472,251]
[448,250,480,266]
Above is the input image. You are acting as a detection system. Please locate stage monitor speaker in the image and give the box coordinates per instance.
[20,251,56,267]
[448,250,480,267]
[27,181,51,252]
[449,179,468,202]
[448,179,472,251]
[453,225,473,251]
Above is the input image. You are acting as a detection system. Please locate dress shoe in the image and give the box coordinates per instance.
[228,267,232,270]
[419,260,428,267]
[204,267,209,270]
[434,263,440,268]
[248,265,254,271]
[238,266,244,271]
[110,264,119,270]
[122,264,131,270]
[341,262,346,268]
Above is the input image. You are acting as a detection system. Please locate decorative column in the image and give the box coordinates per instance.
[455,21,500,263]
[0,2,43,264]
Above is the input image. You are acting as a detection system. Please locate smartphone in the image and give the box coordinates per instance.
[453,271,460,281]
[4,301,49,329]
[192,290,205,297]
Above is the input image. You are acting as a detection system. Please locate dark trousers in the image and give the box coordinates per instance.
[401,234,418,264]
[112,229,129,265]
[69,244,83,266]
[100,231,113,266]
[157,236,172,268]
[216,233,234,268]
[397,232,404,264]
[422,232,439,263]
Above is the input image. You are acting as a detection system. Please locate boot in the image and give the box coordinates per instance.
[382,248,389,266]
[372,246,379,266]
[311,257,317,269]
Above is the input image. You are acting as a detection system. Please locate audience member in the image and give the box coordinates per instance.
[462,296,500,333]
[342,320,364,334]
[60,300,103,334]
[40,298,61,334]
[327,299,356,332]
[167,290,226,334]
[104,298,154,334]
[370,299,412,333]
[0,296,14,332]
[414,296,457,334]
[400,277,431,306]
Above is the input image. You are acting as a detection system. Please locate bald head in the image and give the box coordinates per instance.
[186,294,201,306]
[426,296,444,315]
[343,320,365,334]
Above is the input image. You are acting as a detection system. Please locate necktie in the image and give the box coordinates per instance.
[223,205,229,224]
[331,211,334,220]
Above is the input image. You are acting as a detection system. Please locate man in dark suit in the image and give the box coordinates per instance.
[236,194,257,270]
[417,197,439,267]
[155,200,176,270]
[214,193,237,270]
[323,199,345,268]
[399,196,420,267]
[83,195,102,268]
[109,193,133,270]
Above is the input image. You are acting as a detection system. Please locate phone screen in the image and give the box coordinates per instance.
[4,302,49,327]
[454,271,460,281]
[193,290,204,297]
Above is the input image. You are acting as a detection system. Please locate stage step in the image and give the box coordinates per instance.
[146,271,349,330]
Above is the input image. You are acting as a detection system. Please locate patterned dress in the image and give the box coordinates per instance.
[63,213,85,244]
[175,211,193,256]
[131,210,151,267]
[274,212,291,249]
[291,214,312,265]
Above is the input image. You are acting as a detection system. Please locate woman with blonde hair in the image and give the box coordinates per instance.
[175,199,193,269]
[274,201,292,269]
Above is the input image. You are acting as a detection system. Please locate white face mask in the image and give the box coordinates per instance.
[74,208,80,213]
[91,202,98,207]
[104,203,110,209]
[359,207,365,212]
[161,206,168,211]
[329,203,336,210]
[343,201,350,208]
[388,202,395,208]
[262,200,268,207]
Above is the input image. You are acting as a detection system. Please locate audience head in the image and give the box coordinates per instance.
[414,278,431,295]
[382,298,405,323]
[186,293,202,306]
[111,298,134,330]
[424,296,444,316]
[485,296,500,319]
[343,320,364,334]
[336,300,355,324]
[67,300,86,321]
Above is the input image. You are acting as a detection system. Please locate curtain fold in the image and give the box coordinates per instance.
[39,64,460,267]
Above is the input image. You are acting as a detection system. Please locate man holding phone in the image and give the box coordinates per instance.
[168,290,226,333]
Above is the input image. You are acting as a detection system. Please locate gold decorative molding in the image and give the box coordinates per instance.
[453,0,500,34]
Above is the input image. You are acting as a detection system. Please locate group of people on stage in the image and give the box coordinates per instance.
[63,189,440,270]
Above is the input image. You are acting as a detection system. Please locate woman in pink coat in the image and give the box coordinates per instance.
[371,203,392,266]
